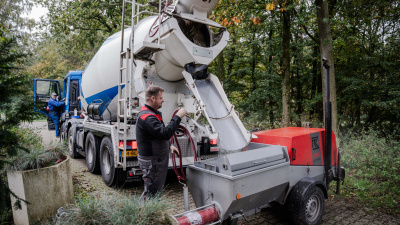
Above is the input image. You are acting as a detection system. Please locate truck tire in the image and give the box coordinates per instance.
[292,186,325,225]
[100,137,124,187]
[68,128,79,158]
[85,132,100,174]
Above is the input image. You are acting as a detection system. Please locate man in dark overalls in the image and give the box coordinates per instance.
[48,92,65,137]
[136,86,187,200]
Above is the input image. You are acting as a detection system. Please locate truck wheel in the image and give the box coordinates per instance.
[100,137,124,187]
[68,128,79,158]
[293,186,324,225]
[60,127,67,145]
[85,132,100,173]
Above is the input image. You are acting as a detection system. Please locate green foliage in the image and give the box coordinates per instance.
[0,22,38,217]
[334,0,400,135]
[0,208,11,225]
[0,0,34,30]
[341,129,400,213]
[207,0,400,134]
[4,141,66,172]
[55,193,170,225]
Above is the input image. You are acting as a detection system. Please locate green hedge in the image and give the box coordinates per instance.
[341,130,400,213]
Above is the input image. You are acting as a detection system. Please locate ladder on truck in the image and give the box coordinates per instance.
[117,0,173,171]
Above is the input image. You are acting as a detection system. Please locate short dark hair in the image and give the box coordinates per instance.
[145,85,164,101]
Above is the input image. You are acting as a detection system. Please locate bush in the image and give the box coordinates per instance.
[341,129,400,213]
[4,143,66,171]
[1,126,67,222]
[55,193,170,225]
[3,126,66,172]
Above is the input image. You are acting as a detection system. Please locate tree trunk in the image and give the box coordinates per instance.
[316,0,338,138]
[282,5,291,127]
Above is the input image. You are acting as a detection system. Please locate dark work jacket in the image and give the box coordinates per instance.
[136,104,181,157]
[48,98,64,116]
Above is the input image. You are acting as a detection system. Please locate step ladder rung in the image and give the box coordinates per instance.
[119,82,126,86]
[118,99,126,102]
[118,131,125,134]
[120,67,127,70]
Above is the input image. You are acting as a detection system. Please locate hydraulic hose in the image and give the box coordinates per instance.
[149,0,173,37]
[170,109,197,181]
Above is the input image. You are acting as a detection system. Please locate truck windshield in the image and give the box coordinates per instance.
[36,80,60,97]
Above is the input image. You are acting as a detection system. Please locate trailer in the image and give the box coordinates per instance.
[33,1,345,224]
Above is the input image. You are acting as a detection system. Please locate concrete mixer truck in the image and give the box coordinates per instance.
[33,0,345,224]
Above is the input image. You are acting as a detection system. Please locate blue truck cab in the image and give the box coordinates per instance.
[33,71,83,135]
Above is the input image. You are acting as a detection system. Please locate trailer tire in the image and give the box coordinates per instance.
[100,137,124,187]
[85,132,100,174]
[292,186,324,225]
[68,128,79,158]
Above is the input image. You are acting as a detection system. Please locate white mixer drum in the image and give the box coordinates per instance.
[81,16,157,121]
[81,31,129,121]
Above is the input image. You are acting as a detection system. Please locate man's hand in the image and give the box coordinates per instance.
[176,108,188,118]
[170,145,180,156]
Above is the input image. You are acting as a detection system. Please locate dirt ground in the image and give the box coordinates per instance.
[33,121,400,225]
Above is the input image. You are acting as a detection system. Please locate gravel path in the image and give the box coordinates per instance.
[33,121,400,225]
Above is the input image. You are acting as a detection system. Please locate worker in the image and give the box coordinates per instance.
[136,85,187,200]
[48,92,65,137]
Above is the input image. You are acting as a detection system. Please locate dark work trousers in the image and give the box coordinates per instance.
[138,138,170,200]
[138,153,169,200]
[48,111,60,137]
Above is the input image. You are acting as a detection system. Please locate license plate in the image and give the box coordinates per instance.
[120,150,137,157]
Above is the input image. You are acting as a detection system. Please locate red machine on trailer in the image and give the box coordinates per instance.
[252,127,338,167]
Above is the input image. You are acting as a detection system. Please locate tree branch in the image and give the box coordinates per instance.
[302,25,320,45]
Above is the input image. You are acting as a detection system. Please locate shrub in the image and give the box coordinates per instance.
[55,193,170,225]
[341,129,400,213]
[1,126,67,219]
[4,127,66,172]
[4,143,66,172]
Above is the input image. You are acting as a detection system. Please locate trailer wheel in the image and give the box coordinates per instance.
[100,137,124,187]
[68,128,79,158]
[293,186,324,225]
[85,132,100,173]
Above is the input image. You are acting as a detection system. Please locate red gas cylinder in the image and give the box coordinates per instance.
[176,206,219,225]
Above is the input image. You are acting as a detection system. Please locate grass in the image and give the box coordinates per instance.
[339,129,400,214]
[4,142,66,171]
[54,193,171,225]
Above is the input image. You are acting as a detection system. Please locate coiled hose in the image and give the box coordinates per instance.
[170,109,197,181]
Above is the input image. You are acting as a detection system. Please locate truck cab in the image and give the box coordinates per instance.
[33,71,83,133]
